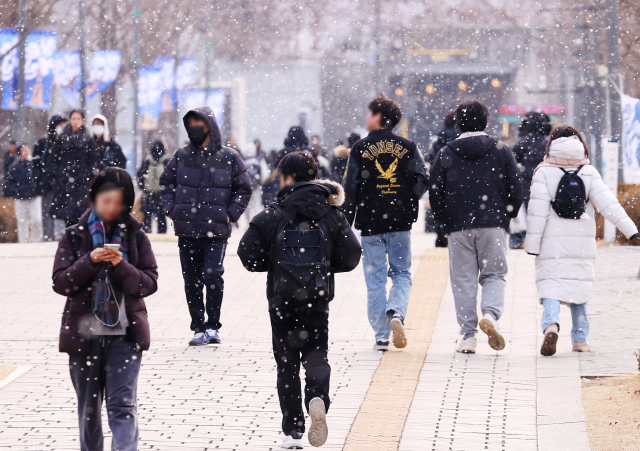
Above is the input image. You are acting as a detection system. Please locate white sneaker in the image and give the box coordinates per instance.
[479,313,505,351]
[281,430,304,449]
[307,397,328,447]
[456,336,477,354]
[390,314,407,349]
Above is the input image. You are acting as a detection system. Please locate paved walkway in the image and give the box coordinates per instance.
[0,226,637,450]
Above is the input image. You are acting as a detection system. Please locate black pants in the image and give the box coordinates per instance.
[270,308,331,435]
[178,237,227,332]
[141,192,166,234]
[69,336,142,451]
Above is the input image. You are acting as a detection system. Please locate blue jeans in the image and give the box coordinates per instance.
[541,299,589,343]
[361,231,412,341]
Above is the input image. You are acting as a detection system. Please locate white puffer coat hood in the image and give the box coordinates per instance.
[525,164,637,304]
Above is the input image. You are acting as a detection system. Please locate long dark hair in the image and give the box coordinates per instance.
[89,167,136,216]
[546,125,589,158]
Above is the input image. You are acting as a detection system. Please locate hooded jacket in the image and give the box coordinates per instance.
[343,128,428,236]
[238,180,362,311]
[330,144,350,183]
[274,126,310,168]
[429,132,524,234]
[90,114,126,171]
[48,123,96,223]
[513,133,548,204]
[160,107,252,238]
[52,210,158,353]
[5,157,38,200]
[525,139,637,304]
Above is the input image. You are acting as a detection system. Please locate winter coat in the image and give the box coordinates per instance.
[344,128,428,236]
[52,210,158,354]
[160,106,252,238]
[90,114,126,171]
[33,115,69,196]
[526,164,637,304]
[47,124,96,223]
[3,150,18,197]
[237,180,361,311]
[429,132,524,234]
[6,158,38,199]
[425,126,460,166]
[513,133,548,205]
[330,145,350,183]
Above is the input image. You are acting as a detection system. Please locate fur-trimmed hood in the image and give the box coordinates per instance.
[333,144,350,160]
[275,179,345,219]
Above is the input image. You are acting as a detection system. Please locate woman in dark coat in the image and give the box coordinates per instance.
[52,167,158,451]
[48,109,96,226]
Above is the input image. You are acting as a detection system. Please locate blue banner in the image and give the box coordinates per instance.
[52,50,81,107]
[0,28,19,110]
[24,29,57,110]
[153,56,175,112]
[207,88,225,127]
[86,50,120,99]
[138,65,162,130]
[175,56,196,92]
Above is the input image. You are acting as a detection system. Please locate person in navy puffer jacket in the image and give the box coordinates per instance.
[160,106,252,346]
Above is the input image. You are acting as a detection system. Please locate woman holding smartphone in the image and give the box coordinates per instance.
[52,167,158,451]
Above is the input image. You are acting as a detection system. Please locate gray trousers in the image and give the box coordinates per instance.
[69,336,142,451]
[448,228,508,338]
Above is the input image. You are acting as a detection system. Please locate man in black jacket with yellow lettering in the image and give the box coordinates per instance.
[344,94,428,351]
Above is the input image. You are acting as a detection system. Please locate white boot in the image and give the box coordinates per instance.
[456,336,477,354]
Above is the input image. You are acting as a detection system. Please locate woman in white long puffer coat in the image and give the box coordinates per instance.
[525,126,638,356]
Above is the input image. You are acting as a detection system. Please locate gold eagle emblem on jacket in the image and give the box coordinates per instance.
[375,158,399,181]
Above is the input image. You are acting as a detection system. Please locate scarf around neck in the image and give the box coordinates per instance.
[88,210,129,330]
[534,135,590,175]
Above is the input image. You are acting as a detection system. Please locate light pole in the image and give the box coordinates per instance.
[131,0,140,171]
[605,0,623,183]
[373,0,382,94]
[16,0,27,144]
[78,0,87,110]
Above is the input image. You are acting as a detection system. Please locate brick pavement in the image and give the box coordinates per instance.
[0,230,635,450]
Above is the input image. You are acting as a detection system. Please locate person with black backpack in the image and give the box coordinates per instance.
[137,140,170,234]
[238,151,361,449]
[526,126,638,357]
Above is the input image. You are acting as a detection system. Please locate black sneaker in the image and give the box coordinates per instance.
[281,429,304,449]
[374,340,389,351]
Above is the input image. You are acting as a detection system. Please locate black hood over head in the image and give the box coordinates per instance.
[47,115,67,140]
[284,126,308,148]
[150,140,165,160]
[276,180,345,220]
[183,106,222,151]
[446,135,500,161]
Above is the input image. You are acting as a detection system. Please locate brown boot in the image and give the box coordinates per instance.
[540,324,559,356]
[572,341,591,352]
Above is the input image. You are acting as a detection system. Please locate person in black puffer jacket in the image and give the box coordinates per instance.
[6,144,42,242]
[160,106,252,346]
[510,111,551,248]
[47,109,96,226]
[429,100,523,355]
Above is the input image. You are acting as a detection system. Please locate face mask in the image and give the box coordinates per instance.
[92,125,105,137]
[187,126,208,146]
[55,125,64,136]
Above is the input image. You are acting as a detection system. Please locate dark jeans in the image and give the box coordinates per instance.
[141,192,166,234]
[178,237,227,332]
[270,309,331,435]
[69,335,142,451]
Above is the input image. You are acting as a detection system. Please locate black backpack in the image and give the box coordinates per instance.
[270,208,333,305]
[552,166,587,219]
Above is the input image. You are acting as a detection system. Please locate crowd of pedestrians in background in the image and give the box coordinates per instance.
[0,92,636,449]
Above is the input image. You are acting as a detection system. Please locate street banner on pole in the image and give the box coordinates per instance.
[175,56,196,93]
[138,65,162,130]
[622,94,640,184]
[0,28,19,110]
[153,56,175,112]
[52,50,81,107]
[24,29,57,110]
[207,88,225,127]
[86,50,121,99]
[180,88,205,113]
[602,138,620,242]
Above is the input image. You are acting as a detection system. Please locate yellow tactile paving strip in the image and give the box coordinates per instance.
[343,248,449,451]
